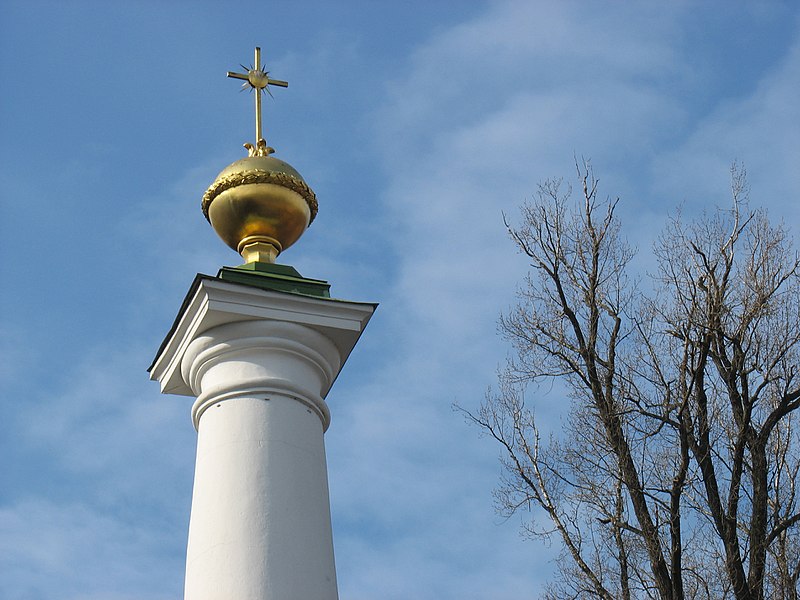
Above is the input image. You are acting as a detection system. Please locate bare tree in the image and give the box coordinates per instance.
[465,163,800,599]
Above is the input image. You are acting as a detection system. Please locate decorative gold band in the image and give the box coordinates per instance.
[202,169,319,224]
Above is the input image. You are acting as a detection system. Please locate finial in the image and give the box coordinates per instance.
[227,47,288,151]
[203,47,316,266]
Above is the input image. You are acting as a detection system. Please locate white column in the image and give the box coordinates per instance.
[181,320,340,600]
[149,278,375,600]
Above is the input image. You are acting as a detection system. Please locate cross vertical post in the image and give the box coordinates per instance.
[254,47,263,144]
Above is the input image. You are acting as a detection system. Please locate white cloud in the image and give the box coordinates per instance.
[0,498,183,600]
[650,32,800,221]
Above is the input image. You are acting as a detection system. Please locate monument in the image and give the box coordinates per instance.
[149,47,376,600]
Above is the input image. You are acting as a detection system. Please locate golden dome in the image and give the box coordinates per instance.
[202,150,318,264]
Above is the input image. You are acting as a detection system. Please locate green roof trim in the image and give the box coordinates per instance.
[217,262,331,298]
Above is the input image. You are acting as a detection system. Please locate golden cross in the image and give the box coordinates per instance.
[227,47,288,147]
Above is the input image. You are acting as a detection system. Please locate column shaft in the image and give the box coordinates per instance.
[180,320,341,600]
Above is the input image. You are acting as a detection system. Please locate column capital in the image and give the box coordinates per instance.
[183,319,341,429]
[149,274,376,399]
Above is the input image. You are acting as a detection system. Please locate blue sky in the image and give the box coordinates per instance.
[1,1,799,598]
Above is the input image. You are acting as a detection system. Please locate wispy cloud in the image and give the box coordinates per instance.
[2,1,799,598]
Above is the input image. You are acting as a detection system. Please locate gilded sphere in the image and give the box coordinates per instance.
[202,156,318,260]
